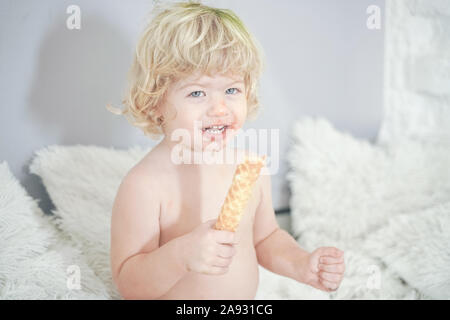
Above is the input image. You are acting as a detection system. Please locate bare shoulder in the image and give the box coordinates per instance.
[128,143,175,185]
[130,149,167,184]
[111,146,170,226]
[116,158,158,203]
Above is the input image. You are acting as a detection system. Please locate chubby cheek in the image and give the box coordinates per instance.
[182,116,207,149]
[230,105,247,131]
[164,115,198,145]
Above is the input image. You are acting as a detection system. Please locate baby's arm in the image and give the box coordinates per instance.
[110,169,187,300]
[253,168,345,291]
[253,167,309,282]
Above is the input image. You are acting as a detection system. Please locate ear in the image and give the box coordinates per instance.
[152,101,165,123]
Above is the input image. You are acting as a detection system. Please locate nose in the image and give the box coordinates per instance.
[207,96,229,117]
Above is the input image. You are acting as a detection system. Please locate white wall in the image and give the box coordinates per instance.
[0,0,385,213]
[378,0,450,146]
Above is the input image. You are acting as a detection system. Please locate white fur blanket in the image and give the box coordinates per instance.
[0,162,109,299]
[1,117,449,299]
[287,117,450,299]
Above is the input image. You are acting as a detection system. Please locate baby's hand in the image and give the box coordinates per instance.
[179,219,238,275]
[302,247,345,292]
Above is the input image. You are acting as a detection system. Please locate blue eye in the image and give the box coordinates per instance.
[226,88,240,94]
[189,91,205,98]
[188,88,241,98]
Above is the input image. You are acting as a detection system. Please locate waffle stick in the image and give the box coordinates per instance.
[215,155,266,232]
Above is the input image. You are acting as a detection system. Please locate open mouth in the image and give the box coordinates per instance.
[201,124,234,143]
[202,125,229,135]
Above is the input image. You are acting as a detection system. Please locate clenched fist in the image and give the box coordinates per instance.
[301,247,345,292]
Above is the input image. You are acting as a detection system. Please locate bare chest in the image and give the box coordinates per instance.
[158,167,260,246]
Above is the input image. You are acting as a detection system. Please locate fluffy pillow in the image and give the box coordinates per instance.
[29,145,151,299]
[0,161,109,299]
[292,229,424,299]
[287,117,389,242]
[287,117,450,244]
[365,202,450,299]
[286,116,450,299]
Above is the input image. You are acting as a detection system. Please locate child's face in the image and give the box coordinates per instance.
[160,71,247,152]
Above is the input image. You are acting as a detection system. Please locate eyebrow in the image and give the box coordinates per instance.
[179,80,244,91]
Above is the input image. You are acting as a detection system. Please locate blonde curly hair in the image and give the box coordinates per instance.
[106,0,266,140]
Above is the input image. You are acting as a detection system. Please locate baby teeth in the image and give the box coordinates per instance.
[204,125,227,134]
[205,127,224,134]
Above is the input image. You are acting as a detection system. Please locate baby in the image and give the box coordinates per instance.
[109,1,345,300]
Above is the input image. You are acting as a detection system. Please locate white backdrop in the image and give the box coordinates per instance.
[379,0,450,146]
[0,0,385,213]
